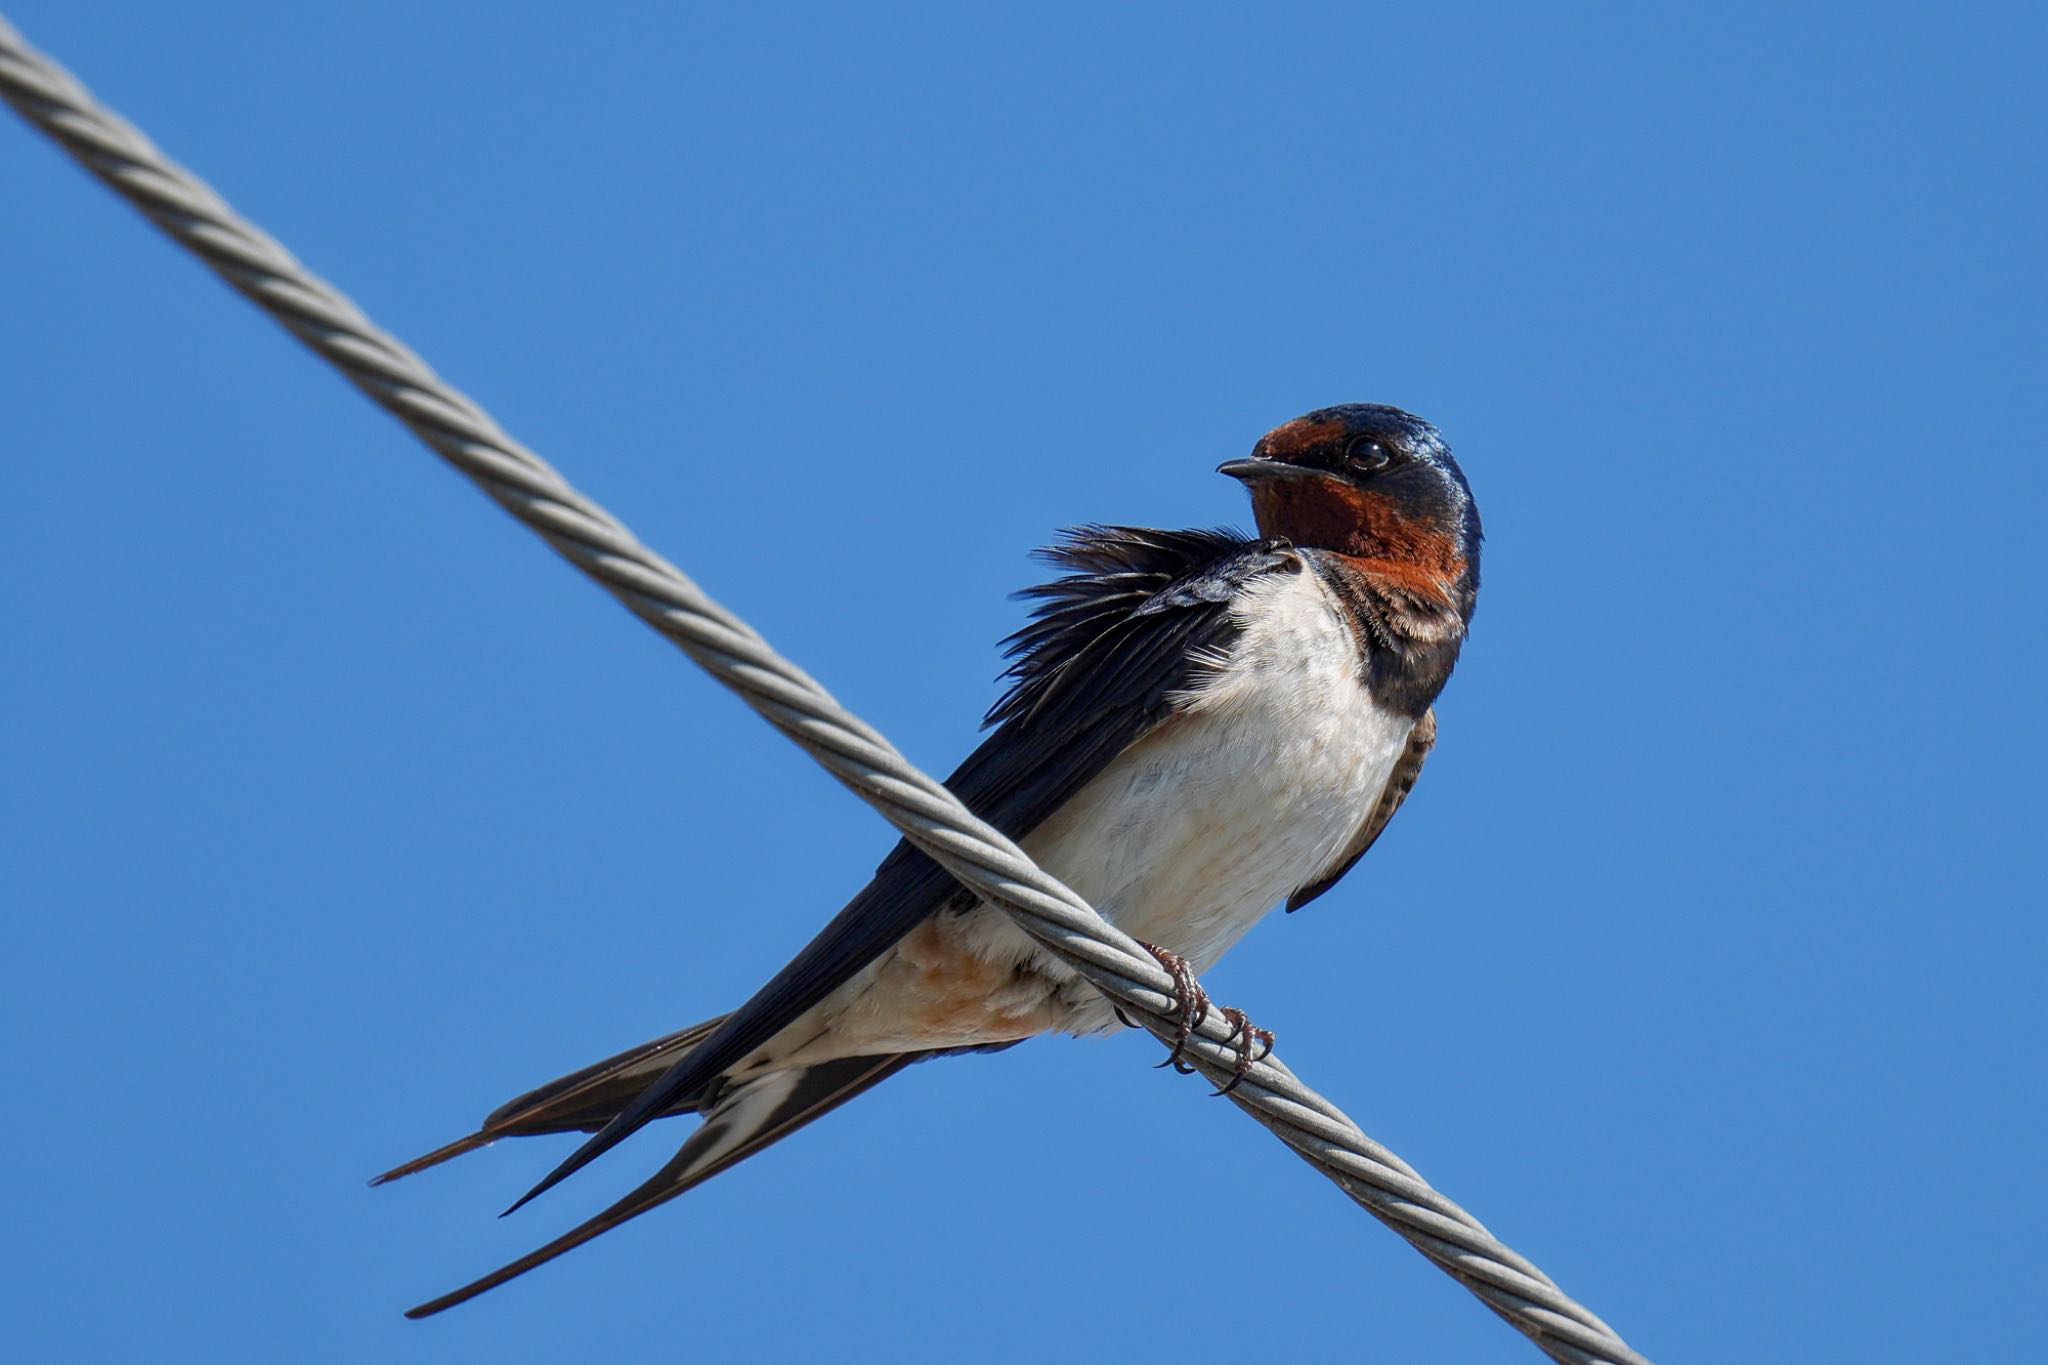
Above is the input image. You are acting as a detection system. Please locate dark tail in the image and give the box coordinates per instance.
[401,1051,919,1318]
[371,1016,733,1187]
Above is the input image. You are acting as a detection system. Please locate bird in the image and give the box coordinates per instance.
[376,402,1483,1317]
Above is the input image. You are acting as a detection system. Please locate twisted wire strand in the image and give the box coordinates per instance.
[0,17,1650,1364]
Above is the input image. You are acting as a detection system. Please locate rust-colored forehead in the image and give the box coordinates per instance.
[1259,416,1346,458]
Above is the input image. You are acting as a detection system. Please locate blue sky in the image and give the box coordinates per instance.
[3,4,2042,1361]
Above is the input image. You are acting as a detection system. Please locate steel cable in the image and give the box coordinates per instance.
[0,17,1650,1363]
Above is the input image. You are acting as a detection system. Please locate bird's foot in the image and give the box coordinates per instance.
[1210,1007,1276,1096]
[1137,940,1210,1073]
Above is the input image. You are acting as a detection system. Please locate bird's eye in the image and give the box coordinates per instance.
[1344,437,1389,474]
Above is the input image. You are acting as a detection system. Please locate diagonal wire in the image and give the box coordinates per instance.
[0,16,1651,1364]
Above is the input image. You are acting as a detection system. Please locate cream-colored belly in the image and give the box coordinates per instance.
[768,569,1411,1062]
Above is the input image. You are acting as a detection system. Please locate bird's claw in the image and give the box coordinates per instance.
[1210,1006,1275,1096]
[1138,940,1210,1073]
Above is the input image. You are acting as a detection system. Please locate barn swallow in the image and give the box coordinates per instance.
[378,403,1483,1316]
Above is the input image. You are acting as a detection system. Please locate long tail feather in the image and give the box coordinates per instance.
[405,1052,918,1317]
[371,1017,730,1187]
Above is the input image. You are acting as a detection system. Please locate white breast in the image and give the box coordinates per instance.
[1009,565,1412,986]
[773,565,1415,1062]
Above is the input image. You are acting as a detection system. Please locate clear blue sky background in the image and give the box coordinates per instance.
[3,4,2041,1362]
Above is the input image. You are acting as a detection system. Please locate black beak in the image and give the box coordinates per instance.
[1217,457,1322,483]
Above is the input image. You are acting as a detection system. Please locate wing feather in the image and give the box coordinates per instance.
[503,527,1293,1212]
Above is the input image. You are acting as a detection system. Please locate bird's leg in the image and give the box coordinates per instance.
[1210,1007,1276,1097]
[1137,940,1210,1073]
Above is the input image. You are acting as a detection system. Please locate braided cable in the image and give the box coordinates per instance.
[0,17,1650,1363]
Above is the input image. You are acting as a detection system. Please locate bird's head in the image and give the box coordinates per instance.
[1221,404,1481,617]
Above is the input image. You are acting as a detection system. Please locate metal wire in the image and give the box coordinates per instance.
[0,16,1651,1363]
